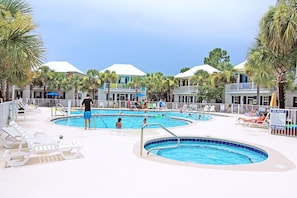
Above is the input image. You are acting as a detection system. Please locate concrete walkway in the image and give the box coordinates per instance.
[0,108,297,198]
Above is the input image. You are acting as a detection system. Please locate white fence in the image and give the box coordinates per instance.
[0,101,11,129]
[1,98,297,137]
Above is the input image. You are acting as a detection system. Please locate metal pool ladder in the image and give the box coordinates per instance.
[140,123,180,157]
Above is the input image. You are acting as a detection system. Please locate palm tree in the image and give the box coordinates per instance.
[151,72,165,101]
[164,76,179,102]
[259,0,297,108]
[0,0,44,100]
[246,41,275,105]
[100,70,118,107]
[143,73,154,100]
[70,74,82,106]
[210,62,237,102]
[190,70,210,102]
[80,69,101,99]
[34,66,54,98]
[191,70,210,87]
[47,72,66,93]
[128,76,144,100]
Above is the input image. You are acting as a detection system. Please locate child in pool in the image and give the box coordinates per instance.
[116,118,122,129]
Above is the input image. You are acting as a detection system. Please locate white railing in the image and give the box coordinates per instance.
[225,82,273,92]
[172,86,197,94]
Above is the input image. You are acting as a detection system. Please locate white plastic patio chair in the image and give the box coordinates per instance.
[4,123,83,167]
[203,105,209,112]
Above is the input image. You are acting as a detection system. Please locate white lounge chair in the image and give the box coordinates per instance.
[209,105,216,112]
[1,127,22,148]
[203,105,209,112]
[237,113,270,129]
[4,123,83,167]
[24,103,41,113]
[1,121,55,148]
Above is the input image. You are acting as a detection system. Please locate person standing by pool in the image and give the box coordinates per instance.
[116,117,122,129]
[80,94,94,130]
[127,98,131,109]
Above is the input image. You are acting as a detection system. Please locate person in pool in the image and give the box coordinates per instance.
[80,93,93,130]
[116,118,122,129]
[143,117,147,127]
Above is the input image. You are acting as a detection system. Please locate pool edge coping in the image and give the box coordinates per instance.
[133,135,296,172]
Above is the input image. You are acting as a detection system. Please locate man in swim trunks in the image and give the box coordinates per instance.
[80,94,94,130]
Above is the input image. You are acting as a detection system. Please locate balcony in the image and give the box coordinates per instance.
[173,86,198,94]
[100,83,146,93]
[225,83,273,93]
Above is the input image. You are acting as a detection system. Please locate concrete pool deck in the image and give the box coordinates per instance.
[0,107,297,198]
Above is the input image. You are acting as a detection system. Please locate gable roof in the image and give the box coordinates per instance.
[100,64,146,76]
[175,64,220,78]
[43,61,84,74]
[234,61,247,70]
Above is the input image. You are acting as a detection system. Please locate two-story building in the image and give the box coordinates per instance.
[14,61,85,100]
[173,64,220,103]
[171,61,297,108]
[224,61,274,106]
[225,61,297,108]
[98,64,146,106]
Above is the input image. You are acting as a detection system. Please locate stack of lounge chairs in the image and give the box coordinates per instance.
[1,121,83,167]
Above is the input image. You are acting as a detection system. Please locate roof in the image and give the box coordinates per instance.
[234,61,247,70]
[43,61,85,74]
[100,64,146,76]
[175,64,220,78]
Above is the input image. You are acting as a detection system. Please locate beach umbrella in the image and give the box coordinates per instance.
[270,92,277,108]
[46,91,60,97]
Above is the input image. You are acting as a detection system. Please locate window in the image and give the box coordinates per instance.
[262,96,269,105]
[293,97,297,107]
[232,96,240,104]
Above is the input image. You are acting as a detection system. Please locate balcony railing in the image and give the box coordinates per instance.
[100,83,146,91]
[225,83,272,92]
[173,86,197,94]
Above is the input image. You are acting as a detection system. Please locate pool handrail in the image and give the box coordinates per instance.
[140,123,180,156]
[93,113,108,128]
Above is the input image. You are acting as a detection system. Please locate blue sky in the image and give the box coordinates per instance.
[27,0,276,75]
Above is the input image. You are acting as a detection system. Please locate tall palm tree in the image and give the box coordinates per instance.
[0,0,32,15]
[210,62,237,102]
[48,72,66,94]
[190,70,210,102]
[100,70,118,107]
[70,74,82,106]
[190,70,210,87]
[164,76,179,102]
[143,73,154,100]
[151,72,165,101]
[128,76,145,100]
[259,0,297,108]
[34,66,54,98]
[80,69,101,99]
[246,41,275,105]
[0,0,44,100]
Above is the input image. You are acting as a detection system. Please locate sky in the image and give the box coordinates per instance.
[27,0,276,76]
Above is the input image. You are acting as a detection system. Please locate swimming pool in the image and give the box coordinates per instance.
[53,109,211,129]
[53,114,192,129]
[70,109,212,121]
[144,137,268,165]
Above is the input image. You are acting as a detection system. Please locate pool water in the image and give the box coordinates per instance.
[54,115,191,129]
[144,137,268,165]
[70,109,212,121]
[53,109,212,129]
